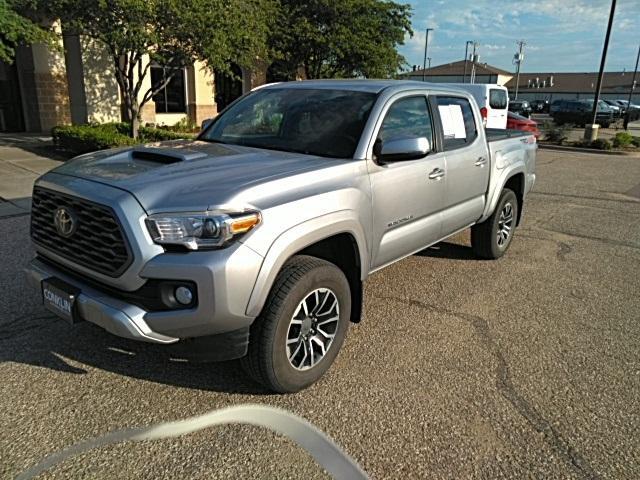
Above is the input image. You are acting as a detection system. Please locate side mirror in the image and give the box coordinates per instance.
[374,137,430,163]
[201,118,213,132]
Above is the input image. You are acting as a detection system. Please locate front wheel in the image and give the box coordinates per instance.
[241,255,351,393]
[471,188,518,259]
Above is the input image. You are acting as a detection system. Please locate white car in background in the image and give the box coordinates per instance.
[441,83,509,129]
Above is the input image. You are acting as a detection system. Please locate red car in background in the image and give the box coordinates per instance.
[507,111,540,138]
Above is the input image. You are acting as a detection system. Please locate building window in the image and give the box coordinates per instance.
[150,66,186,113]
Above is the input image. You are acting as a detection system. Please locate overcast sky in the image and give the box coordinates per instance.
[399,0,640,73]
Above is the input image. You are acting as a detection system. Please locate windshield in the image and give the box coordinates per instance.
[200,88,377,158]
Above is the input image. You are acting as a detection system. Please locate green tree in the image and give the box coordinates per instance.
[269,0,412,80]
[0,0,56,63]
[49,0,275,137]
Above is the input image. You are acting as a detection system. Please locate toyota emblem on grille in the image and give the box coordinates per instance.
[53,207,77,237]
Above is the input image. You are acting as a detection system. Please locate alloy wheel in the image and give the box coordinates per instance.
[496,202,514,248]
[286,288,339,371]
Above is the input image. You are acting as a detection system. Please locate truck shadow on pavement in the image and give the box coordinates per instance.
[417,241,477,260]
[1,310,272,395]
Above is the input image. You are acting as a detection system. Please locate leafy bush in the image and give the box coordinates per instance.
[159,117,201,133]
[52,124,136,155]
[612,131,634,148]
[542,121,572,144]
[589,139,612,150]
[139,126,196,142]
[632,136,640,148]
[52,123,196,156]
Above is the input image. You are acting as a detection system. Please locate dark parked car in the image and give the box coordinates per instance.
[508,100,532,117]
[549,99,568,114]
[530,99,549,113]
[602,99,623,117]
[551,100,613,128]
[617,100,640,119]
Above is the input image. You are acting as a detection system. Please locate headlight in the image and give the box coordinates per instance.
[145,210,261,250]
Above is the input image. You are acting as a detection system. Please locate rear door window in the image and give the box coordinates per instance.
[435,96,478,150]
[489,89,508,109]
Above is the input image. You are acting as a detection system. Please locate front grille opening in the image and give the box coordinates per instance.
[30,187,133,277]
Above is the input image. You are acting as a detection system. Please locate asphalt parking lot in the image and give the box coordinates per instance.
[1,149,639,479]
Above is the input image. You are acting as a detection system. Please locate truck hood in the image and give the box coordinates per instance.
[51,140,349,213]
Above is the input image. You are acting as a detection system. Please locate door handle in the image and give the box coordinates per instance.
[428,168,445,180]
[475,157,487,166]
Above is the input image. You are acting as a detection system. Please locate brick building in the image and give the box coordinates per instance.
[0,22,265,133]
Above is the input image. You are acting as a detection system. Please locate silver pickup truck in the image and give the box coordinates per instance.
[27,80,536,392]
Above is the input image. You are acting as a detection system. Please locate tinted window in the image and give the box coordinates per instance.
[436,96,478,150]
[201,88,376,158]
[489,89,508,109]
[378,96,433,147]
[151,66,186,113]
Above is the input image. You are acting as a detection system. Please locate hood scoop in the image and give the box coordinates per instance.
[131,147,208,164]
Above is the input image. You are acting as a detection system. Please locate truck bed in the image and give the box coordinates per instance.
[485,128,531,142]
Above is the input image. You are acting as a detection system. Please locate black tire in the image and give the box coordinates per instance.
[241,255,351,393]
[471,188,519,260]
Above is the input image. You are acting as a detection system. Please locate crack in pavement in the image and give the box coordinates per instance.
[510,232,573,262]
[379,295,600,479]
[556,242,573,261]
[519,225,640,252]
[0,210,30,219]
[530,191,640,205]
[0,313,56,341]
[539,227,640,251]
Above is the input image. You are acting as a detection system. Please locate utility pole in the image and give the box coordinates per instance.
[586,0,616,141]
[463,41,473,83]
[513,40,526,100]
[470,42,479,84]
[422,28,433,82]
[624,44,639,130]
[427,57,432,69]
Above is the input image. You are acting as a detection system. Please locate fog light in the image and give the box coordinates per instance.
[175,286,194,305]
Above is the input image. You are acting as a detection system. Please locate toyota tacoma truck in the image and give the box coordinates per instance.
[27,80,536,392]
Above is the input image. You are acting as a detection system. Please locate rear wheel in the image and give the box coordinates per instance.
[241,255,351,393]
[471,188,518,259]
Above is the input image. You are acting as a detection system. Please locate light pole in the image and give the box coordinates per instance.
[513,40,526,100]
[422,28,433,81]
[427,57,432,69]
[586,0,616,141]
[463,40,473,83]
[624,44,639,130]
[470,42,479,84]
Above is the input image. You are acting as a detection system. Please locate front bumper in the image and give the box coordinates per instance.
[26,242,264,345]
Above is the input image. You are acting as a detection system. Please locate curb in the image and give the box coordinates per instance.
[0,198,31,219]
[538,144,640,157]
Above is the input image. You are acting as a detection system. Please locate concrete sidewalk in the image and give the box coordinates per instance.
[0,133,62,217]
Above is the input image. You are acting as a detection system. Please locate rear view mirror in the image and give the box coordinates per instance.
[374,137,430,163]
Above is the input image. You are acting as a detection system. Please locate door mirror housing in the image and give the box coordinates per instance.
[201,118,214,132]
[374,137,430,163]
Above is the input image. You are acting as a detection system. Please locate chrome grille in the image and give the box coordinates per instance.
[30,187,132,277]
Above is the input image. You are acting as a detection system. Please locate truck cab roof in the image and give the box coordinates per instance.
[259,79,471,96]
